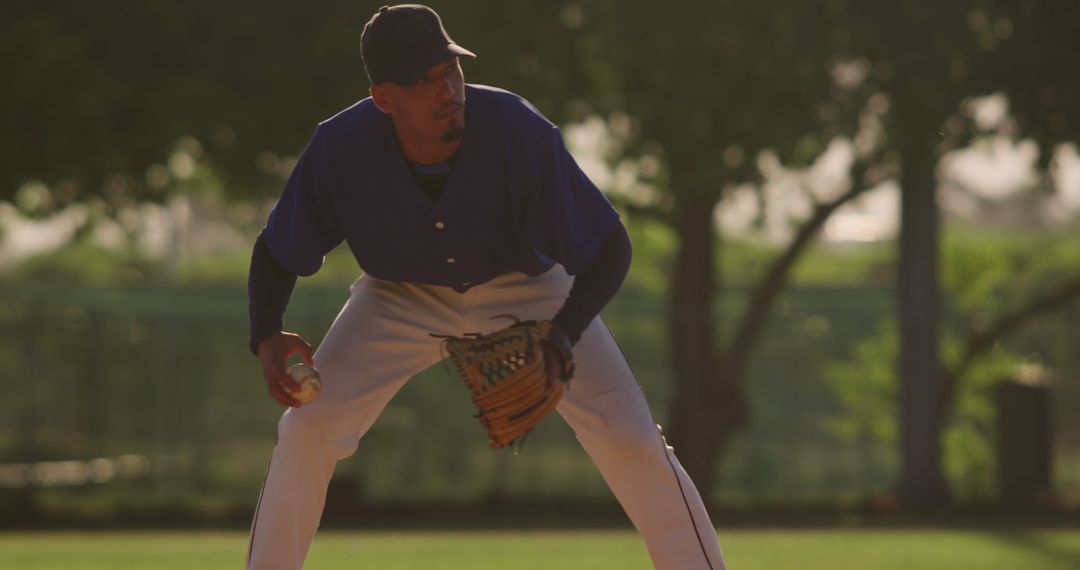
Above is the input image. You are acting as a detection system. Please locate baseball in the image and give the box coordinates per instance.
[286,363,322,404]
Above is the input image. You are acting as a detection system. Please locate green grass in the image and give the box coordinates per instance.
[3,529,1080,569]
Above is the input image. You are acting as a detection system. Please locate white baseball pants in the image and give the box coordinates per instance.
[247,266,727,569]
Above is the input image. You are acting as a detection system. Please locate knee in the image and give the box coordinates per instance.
[276,409,325,450]
[276,409,359,460]
[596,420,667,463]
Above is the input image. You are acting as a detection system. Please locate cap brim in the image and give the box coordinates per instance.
[390,44,477,86]
[447,43,476,59]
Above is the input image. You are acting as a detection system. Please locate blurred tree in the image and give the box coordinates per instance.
[0,1,584,204]
[571,1,883,499]
[1,0,362,202]
[827,236,1080,500]
[8,0,1079,508]
[574,0,1080,506]
[832,0,1080,505]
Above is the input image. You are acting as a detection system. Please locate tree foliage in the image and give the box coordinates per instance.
[6,1,1080,505]
[1,1,591,203]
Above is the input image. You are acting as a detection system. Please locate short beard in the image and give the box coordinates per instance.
[441,124,465,142]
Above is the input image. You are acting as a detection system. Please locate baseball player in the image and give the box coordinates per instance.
[246,5,727,569]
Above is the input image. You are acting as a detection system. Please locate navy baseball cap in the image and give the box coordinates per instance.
[361,4,476,86]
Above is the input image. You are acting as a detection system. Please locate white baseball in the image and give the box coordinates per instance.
[286,363,322,404]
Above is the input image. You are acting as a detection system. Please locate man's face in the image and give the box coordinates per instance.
[373,58,466,144]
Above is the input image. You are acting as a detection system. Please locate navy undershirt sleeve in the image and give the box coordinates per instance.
[248,232,299,355]
[550,223,632,345]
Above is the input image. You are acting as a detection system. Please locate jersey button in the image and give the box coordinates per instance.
[446,257,456,264]
[435,222,445,229]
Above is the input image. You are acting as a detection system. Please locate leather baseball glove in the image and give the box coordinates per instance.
[436,315,574,450]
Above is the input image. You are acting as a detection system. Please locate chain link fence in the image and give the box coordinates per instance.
[1,281,1076,524]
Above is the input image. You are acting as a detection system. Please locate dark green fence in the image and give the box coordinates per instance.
[1,280,1077,524]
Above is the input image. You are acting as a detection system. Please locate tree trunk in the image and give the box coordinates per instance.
[664,193,719,488]
[897,139,950,506]
[663,181,871,498]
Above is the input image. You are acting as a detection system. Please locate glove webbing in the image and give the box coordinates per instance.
[435,315,567,451]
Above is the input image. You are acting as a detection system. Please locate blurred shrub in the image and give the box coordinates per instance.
[824,228,1073,500]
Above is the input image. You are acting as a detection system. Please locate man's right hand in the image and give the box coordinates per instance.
[256,332,315,407]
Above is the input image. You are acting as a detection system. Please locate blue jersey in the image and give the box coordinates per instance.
[262,84,620,292]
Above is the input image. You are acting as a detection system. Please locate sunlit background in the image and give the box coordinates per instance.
[2,1,1079,554]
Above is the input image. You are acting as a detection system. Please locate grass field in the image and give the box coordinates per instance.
[4,529,1079,569]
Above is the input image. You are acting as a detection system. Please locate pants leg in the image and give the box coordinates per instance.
[247,276,462,570]
[559,319,727,570]
[468,267,727,570]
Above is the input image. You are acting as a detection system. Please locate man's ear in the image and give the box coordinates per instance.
[370,85,393,114]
